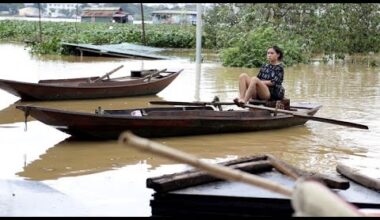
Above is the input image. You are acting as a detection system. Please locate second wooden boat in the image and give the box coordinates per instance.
[16,102,321,139]
[0,68,182,100]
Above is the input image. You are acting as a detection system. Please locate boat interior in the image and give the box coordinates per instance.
[37,69,179,86]
[99,103,321,118]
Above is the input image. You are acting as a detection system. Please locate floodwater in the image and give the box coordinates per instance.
[0,42,379,216]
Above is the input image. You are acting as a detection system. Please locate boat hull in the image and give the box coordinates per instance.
[16,104,321,139]
[0,70,180,100]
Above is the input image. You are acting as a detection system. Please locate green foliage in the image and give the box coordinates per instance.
[1,3,379,68]
[0,20,196,54]
[30,36,63,54]
[220,27,309,68]
[206,3,380,67]
[203,4,244,49]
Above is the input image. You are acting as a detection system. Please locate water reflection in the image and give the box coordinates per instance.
[0,95,168,125]
[18,123,369,181]
[0,101,26,124]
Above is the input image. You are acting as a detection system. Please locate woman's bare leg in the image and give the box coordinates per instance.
[238,73,251,101]
[255,78,271,100]
[243,77,258,102]
[243,77,270,102]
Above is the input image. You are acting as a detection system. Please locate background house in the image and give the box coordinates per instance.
[81,7,132,23]
[19,7,39,17]
[45,3,80,18]
[151,10,197,24]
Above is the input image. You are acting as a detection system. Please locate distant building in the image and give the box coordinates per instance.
[87,3,106,8]
[19,7,40,17]
[0,11,10,15]
[23,3,35,7]
[151,10,197,24]
[0,6,10,15]
[45,3,81,18]
[0,11,11,15]
[46,3,79,12]
[81,7,132,23]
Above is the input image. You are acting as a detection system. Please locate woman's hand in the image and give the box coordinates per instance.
[262,80,272,86]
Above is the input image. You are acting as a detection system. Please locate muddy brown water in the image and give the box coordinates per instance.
[0,43,379,216]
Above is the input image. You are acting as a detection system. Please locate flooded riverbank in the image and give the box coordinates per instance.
[0,42,379,216]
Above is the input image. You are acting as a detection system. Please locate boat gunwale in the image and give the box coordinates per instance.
[0,70,182,89]
[15,104,321,121]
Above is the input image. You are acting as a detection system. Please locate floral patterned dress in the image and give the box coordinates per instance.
[257,63,285,100]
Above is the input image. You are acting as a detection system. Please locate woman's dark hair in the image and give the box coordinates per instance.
[269,45,283,61]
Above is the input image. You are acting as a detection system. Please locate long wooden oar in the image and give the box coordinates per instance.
[146,68,167,82]
[92,64,124,83]
[240,102,368,130]
[151,100,368,130]
[119,131,363,216]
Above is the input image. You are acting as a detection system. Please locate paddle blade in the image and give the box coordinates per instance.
[294,114,369,130]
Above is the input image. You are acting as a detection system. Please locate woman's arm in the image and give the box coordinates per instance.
[270,66,284,86]
[262,80,273,86]
[257,64,274,86]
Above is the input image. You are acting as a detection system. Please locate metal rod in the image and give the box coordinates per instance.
[195,4,203,100]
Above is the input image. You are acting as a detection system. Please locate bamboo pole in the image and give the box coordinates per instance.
[140,3,146,45]
[266,154,299,180]
[194,4,202,101]
[119,131,293,197]
[38,3,42,43]
[75,4,79,43]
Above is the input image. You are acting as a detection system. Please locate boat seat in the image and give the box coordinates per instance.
[130,109,148,117]
[249,98,290,110]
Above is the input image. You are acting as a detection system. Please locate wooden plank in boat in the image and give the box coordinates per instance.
[148,155,349,192]
[337,160,380,192]
[147,155,271,193]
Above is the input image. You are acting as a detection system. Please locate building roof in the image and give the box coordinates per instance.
[19,7,39,11]
[81,7,128,17]
[82,7,122,11]
[151,10,197,15]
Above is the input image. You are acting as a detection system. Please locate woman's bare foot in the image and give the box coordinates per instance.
[233,98,246,107]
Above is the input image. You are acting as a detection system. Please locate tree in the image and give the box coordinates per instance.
[204,3,380,55]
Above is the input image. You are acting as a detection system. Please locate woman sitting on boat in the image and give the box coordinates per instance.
[234,45,285,105]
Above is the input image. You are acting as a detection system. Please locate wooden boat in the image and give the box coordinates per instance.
[0,68,182,100]
[145,155,380,217]
[16,102,321,139]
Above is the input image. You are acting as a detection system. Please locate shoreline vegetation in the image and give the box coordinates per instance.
[1,3,379,68]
